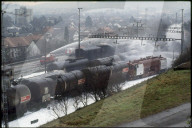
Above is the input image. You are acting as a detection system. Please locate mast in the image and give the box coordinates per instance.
[78,8,82,50]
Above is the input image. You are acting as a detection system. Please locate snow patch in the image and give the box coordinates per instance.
[9,75,156,127]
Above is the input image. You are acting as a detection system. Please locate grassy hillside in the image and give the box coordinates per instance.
[41,69,191,127]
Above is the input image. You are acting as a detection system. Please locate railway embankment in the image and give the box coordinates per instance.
[41,68,191,127]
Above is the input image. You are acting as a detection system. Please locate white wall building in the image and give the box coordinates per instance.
[15,6,33,25]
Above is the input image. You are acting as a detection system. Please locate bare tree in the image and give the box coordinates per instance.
[79,91,89,107]
[48,100,61,119]
[73,96,80,110]
[113,82,124,92]
[106,76,125,97]
[61,97,69,115]
[90,91,100,102]
[48,97,69,119]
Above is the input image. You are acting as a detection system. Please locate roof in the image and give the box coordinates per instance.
[96,27,114,34]
[43,26,54,33]
[1,65,13,72]
[131,56,163,65]
[4,35,43,48]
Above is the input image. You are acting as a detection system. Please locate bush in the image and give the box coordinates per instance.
[173,46,191,67]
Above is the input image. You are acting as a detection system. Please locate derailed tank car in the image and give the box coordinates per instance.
[47,58,89,72]
[7,84,31,117]
[47,44,115,72]
[19,77,57,109]
[47,56,115,72]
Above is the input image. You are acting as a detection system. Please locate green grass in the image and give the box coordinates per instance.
[41,69,191,127]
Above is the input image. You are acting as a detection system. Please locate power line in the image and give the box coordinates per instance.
[88,35,181,41]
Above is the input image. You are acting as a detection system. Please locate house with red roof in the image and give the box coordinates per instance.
[3,34,43,63]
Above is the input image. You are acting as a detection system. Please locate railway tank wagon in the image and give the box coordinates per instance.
[55,62,130,97]
[47,56,115,72]
[19,77,57,109]
[47,58,89,72]
[56,70,86,97]
[7,84,31,117]
[47,43,116,72]
[82,66,111,91]
[109,61,130,83]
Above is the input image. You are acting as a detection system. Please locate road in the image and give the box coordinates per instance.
[8,54,69,79]
[118,102,191,127]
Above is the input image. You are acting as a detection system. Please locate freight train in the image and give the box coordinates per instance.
[3,55,167,120]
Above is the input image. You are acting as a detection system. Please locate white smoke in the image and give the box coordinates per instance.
[112,24,183,68]
[50,23,185,69]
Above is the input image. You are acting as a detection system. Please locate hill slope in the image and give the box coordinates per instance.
[41,69,191,127]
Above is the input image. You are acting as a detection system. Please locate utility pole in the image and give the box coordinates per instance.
[144,8,148,35]
[1,9,9,128]
[44,33,50,73]
[44,38,47,73]
[135,20,142,37]
[2,10,5,64]
[145,8,148,25]
[155,18,163,46]
[181,9,184,55]
[173,50,175,62]
[136,21,139,37]
[78,8,82,50]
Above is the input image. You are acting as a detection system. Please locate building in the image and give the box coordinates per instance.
[6,26,21,37]
[93,27,116,36]
[3,35,42,63]
[15,6,33,25]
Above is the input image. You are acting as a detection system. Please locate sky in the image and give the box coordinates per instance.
[2,1,190,18]
[3,1,190,11]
